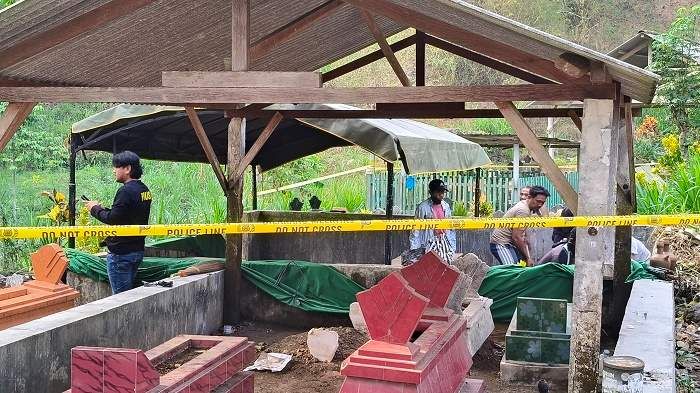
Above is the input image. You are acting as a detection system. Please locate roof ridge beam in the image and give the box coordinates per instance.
[250,0,344,60]
[0,0,158,70]
[342,0,579,83]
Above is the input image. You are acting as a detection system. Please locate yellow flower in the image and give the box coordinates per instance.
[661,134,680,155]
[54,191,66,204]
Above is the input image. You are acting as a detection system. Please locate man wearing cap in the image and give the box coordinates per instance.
[406,179,456,264]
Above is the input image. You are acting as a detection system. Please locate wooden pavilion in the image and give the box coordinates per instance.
[0,1,660,391]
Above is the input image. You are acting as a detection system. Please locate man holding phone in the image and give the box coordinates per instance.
[85,151,152,294]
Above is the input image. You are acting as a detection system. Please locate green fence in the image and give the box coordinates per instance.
[367,168,578,215]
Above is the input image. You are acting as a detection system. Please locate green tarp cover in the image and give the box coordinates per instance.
[67,250,364,315]
[66,248,209,283]
[241,260,365,314]
[478,262,661,322]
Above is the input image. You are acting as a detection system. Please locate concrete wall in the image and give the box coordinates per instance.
[0,272,223,393]
[242,210,555,265]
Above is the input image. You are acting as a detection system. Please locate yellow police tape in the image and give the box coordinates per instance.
[0,214,699,240]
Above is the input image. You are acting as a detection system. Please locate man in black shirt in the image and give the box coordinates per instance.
[85,151,152,294]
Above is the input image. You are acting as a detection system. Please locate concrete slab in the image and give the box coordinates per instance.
[0,272,223,393]
[614,279,675,393]
[463,297,494,356]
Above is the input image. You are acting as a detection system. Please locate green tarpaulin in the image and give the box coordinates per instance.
[478,261,661,322]
[148,235,225,258]
[67,250,364,315]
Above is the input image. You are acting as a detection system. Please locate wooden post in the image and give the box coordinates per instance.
[416,31,426,87]
[568,98,617,393]
[225,0,250,325]
[612,91,634,333]
[68,134,77,249]
[474,167,481,217]
[384,162,394,265]
[251,165,258,210]
[512,143,520,204]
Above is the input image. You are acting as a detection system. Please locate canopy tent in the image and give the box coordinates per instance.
[72,103,491,174]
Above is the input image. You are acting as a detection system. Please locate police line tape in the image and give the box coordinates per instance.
[0,214,699,240]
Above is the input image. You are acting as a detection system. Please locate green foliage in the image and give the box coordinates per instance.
[633,138,663,164]
[0,0,15,9]
[636,152,700,214]
[651,6,700,158]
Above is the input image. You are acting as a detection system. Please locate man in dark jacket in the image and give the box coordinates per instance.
[85,151,152,294]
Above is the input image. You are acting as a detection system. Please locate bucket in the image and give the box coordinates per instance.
[601,356,644,393]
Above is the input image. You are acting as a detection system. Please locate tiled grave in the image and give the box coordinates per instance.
[501,297,572,386]
[0,243,79,330]
[66,335,255,393]
[339,252,487,393]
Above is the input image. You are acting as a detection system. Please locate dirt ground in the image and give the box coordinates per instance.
[232,321,543,393]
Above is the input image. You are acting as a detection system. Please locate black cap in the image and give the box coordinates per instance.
[428,179,449,193]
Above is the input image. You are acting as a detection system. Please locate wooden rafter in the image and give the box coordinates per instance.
[0,84,615,104]
[225,107,585,119]
[618,41,650,62]
[321,35,416,82]
[496,101,579,211]
[343,0,579,83]
[0,0,158,70]
[235,112,283,178]
[423,35,551,84]
[0,102,36,152]
[162,71,322,88]
[568,109,583,133]
[250,0,343,59]
[360,9,411,86]
[184,107,228,193]
[416,31,426,86]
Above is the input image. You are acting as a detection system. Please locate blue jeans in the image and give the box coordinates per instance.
[107,252,143,294]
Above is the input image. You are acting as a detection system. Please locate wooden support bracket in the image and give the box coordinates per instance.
[496,101,579,211]
[235,111,283,178]
[185,106,228,193]
[0,102,36,152]
[360,9,411,87]
[568,109,583,133]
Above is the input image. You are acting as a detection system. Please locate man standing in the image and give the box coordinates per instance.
[85,151,152,294]
[490,185,550,265]
[406,179,456,264]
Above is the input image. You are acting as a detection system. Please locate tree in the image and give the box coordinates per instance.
[0,0,16,9]
[651,6,700,160]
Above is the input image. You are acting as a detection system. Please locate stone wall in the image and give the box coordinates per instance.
[0,272,223,393]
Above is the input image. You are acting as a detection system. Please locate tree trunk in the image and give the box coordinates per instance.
[672,107,691,160]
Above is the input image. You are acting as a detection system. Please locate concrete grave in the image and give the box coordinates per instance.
[0,244,79,330]
[66,335,255,393]
[339,252,487,393]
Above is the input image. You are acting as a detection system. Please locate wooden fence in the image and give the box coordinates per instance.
[367,168,578,215]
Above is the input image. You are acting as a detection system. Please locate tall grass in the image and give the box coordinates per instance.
[637,153,700,214]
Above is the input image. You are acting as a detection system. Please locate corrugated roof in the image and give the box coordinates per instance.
[0,0,659,102]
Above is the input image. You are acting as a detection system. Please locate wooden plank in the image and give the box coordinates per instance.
[0,0,157,70]
[344,0,579,83]
[231,0,250,71]
[162,71,321,88]
[360,10,411,87]
[321,35,416,82]
[250,0,343,59]
[568,109,583,133]
[423,35,551,84]
[496,101,578,212]
[184,107,228,193]
[235,112,283,178]
[0,84,615,104]
[0,102,36,152]
[228,107,584,119]
[618,40,650,62]
[624,98,637,209]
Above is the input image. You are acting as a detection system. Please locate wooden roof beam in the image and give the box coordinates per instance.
[185,107,228,193]
[423,35,552,84]
[0,102,36,152]
[162,71,322,88]
[0,84,615,104]
[321,34,416,83]
[235,112,283,178]
[360,10,411,86]
[496,101,579,211]
[250,0,344,60]
[225,107,585,119]
[0,0,158,70]
[343,0,580,83]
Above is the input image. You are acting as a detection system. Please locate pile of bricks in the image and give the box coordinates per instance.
[339,252,486,393]
[68,335,256,392]
[0,243,79,330]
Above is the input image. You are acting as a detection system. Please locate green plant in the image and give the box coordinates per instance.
[634,137,663,164]
[452,201,470,217]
